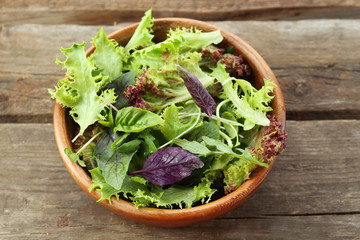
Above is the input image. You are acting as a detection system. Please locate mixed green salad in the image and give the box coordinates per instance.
[49,10,287,209]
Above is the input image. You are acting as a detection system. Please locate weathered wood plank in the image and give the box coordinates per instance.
[1,215,359,240]
[1,20,359,122]
[0,120,359,238]
[1,0,360,25]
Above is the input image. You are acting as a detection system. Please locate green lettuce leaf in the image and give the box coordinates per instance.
[194,170,221,203]
[92,28,125,81]
[49,42,116,139]
[211,62,275,130]
[159,105,197,141]
[167,27,223,53]
[124,9,154,53]
[131,186,196,209]
[114,107,164,133]
[173,138,211,156]
[89,167,147,203]
[223,150,257,194]
[174,136,267,167]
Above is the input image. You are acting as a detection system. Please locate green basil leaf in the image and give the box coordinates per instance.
[114,107,164,133]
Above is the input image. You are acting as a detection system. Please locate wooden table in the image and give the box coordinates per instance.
[1,1,359,239]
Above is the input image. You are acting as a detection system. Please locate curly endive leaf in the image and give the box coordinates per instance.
[49,42,116,138]
[89,167,147,203]
[131,186,196,209]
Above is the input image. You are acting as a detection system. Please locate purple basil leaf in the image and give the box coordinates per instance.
[176,65,217,118]
[128,147,204,186]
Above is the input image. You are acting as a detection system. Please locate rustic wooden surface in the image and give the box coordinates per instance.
[1,1,359,239]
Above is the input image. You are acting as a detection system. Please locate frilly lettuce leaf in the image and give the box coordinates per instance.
[159,105,197,141]
[89,167,147,203]
[167,27,223,52]
[223,150,256,194]
[211,62,275,130]
[92,28,125,81]
[131,186,196,209]
[124,9,154,53]
[49,42,116,139]
[194,170,221,203]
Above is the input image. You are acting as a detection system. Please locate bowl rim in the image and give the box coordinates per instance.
[53,17,286,227]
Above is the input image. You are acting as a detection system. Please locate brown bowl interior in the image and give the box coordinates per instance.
[53,18,286,227]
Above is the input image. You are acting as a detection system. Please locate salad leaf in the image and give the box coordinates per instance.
[113,107,164,133]
[159,105,197,141]
[128,147,204,186]
[221,112,239,140]
[157,186,195,208]
[193,170,221,203]
[173,139,211,156]
[89,167,148,203]
[89,167,121,202]
[49,42,116,139]
[105,71,136,109]
[64,147,86,167]
[223,155,255,194]
[174,136,268,168]
[137,129,158,156]
[124,53,215,110]
[94,130,141,189]
[130,185,196,209]
[92,28,125,81]
[202,136,268,167]
[185,121,220,142]
[176,65,217,118]
[124,9,154,53]
[246,115,288,163]
[167,27,223,52]
[211,62,275,130]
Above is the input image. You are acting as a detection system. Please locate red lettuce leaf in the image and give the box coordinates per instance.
[128,147,204,186]
[176,65,217,118]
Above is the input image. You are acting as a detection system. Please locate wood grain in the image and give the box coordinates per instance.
[1,0,360,25]
[0,20,359,122]
[0,121,359,238]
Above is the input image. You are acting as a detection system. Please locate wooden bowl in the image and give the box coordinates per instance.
[53,18,286,227]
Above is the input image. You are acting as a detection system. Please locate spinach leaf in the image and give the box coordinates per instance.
[94,130,141,190]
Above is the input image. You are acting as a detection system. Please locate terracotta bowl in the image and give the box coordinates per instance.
[53,18,286,227]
